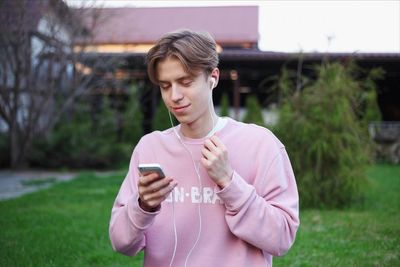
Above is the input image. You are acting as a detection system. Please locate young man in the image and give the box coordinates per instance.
[109,30,299,267]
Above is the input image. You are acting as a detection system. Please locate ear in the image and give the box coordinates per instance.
[210,68,220,89]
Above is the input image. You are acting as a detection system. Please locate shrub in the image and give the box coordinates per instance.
[28,84,144,169]
[219,93,230,117]
[120,85,143,145]
[274,62,382,208]
[152,100,178,131]
[29,99,128,169]
[242,95,265,126]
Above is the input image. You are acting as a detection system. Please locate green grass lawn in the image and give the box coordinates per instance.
[0,165,399,266]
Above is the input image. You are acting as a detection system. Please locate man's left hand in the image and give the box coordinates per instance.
[201,135,233,189]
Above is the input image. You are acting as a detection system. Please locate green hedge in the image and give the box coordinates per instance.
[28,86,143,169]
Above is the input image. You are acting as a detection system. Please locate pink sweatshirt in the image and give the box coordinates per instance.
[109,118,299,267]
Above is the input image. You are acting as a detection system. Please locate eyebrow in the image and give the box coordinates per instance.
[158,75,195,84]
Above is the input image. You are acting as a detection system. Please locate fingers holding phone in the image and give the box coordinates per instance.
[137,164,177,212]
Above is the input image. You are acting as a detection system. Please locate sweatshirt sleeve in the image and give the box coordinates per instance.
[216,147,300,256]
[109,145,160,256]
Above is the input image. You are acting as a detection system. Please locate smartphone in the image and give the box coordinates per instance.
[138,163,166,178]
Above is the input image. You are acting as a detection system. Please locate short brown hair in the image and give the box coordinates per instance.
[146,29,219,85]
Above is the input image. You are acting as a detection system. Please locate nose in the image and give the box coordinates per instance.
[171,84,183,102]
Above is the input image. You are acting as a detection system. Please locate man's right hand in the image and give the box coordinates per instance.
[138,173,177,212]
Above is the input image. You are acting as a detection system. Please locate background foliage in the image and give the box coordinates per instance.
[219,93,230,117]
[242,95,265,126]
[273,62,383,208]
[27,85,142,169]
[152,99,177,131]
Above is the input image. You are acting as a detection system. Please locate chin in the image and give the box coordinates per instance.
[176,116,194,126]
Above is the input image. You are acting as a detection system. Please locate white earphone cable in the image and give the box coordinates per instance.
[168,189,178,267]
[167,81,216,267]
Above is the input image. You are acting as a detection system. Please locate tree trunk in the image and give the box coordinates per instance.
[9,121,27,169]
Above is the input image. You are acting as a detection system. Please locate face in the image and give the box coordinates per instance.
[156,56,218,129]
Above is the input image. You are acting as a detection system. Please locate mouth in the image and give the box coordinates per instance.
[171,104,191,113]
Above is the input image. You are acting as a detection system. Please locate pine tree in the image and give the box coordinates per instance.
[274,62,382,208]
[242,95,265,126]
[219,93,230,117]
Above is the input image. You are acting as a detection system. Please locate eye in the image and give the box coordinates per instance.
[181,79,193,87]
[159,83,170,90]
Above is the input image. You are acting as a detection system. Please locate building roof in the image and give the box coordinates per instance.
[83,6,259,45]
[219,50,400,62]
[85,50,400,63]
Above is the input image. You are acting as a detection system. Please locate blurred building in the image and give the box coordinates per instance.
[77,6,400,131]
[77,6,259,53]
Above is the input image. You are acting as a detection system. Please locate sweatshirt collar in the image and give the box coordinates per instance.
[177,117,229,144]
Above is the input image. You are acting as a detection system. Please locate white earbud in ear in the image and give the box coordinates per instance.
[211,78,216,89]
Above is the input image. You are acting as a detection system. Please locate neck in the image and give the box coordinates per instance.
[180,111,218,139]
